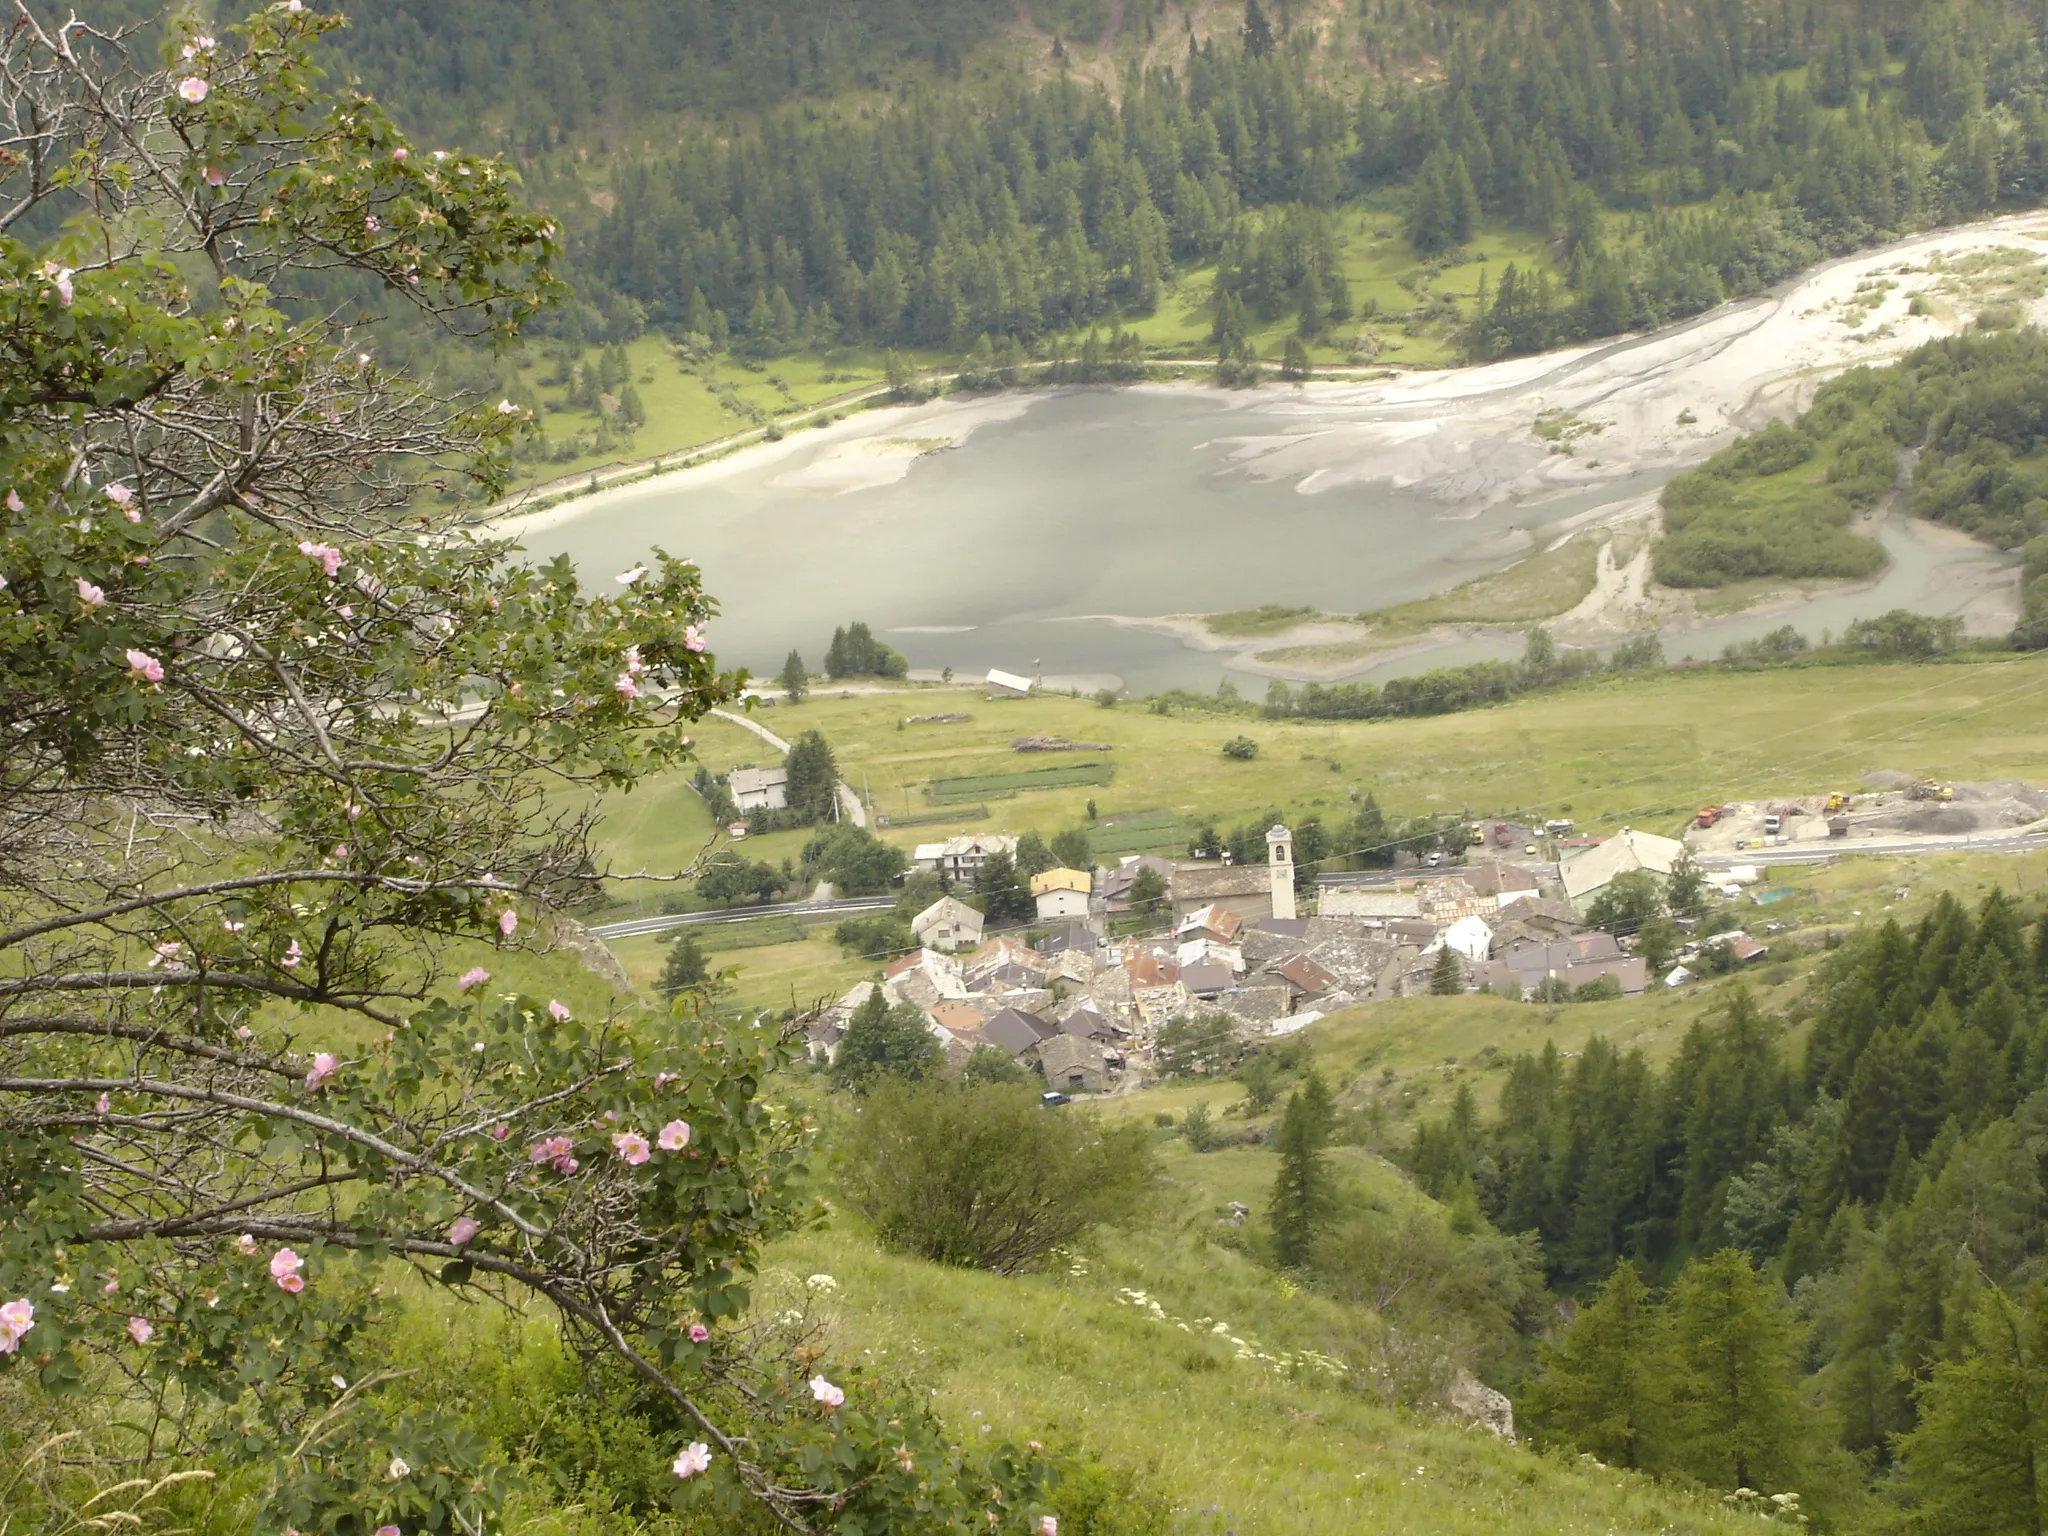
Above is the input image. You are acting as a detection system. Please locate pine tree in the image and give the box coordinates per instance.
[1526,1262,1666,1468]
[1270,1070,1335,1267]
[784,730,840,823]
[1280,335,1311,380]
[659,932,713,998]
[779,649,809,703]
[1242,0,1275,59]
[974,850,1033,925]
[1664,1250,1806,1494]
[1430,945,1464,995]
[824,626,850,678]
[831,987,943,1091]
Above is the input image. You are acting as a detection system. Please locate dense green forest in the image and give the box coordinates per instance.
[1409,893,2048,1525]
[1654,327,2048,606]
[308,0,2048,368]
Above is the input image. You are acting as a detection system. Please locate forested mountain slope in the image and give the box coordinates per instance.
[317,0,2048,369]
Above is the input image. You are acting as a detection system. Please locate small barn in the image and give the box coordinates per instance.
[1033,1033,1109,1096]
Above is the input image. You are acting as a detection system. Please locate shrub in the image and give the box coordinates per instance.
[1221,735,1260,759]
[840,1083,1157,1273]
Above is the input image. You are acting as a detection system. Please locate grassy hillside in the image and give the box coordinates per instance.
[769,1175,1763,1536]
[589,653,2048,886]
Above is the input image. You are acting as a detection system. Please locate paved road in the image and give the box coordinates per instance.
[1696,830,2048,868]
[591,895,893,941]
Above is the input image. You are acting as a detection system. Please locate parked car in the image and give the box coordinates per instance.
[1040,1091,1071,1108]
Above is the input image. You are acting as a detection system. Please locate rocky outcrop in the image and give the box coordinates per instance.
[1448,1369,1515,1442]
[552,916,632,991]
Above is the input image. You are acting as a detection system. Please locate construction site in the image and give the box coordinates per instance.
[1684,774,2048,855]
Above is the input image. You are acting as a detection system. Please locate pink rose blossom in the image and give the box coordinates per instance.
[304,1052,338,1091]
[497,909,517,937]
[615,672,641,700]
[7,489,23,512]
[336,604,353,618]
[615,565,647,586]
[624,645,646,675]
[103,1276,119,1295]
[1038,1519,1058,1536]
[269,1248,304,1291]
[393,147,408,162]
[672,1442,712,1479]
[365,216,380,233]
[375,1527,400,1536]
[222,919,244,934]
[447,1216,479,1246]
[281,939,302,968]
[458,966,490,991]
[658,1119,692,1152]
[528,1135,574,1165]
[127,1316,153,1345]
[0,1298,34,1353]
[104,483,134,509]
[296,540,344,578]
[689,1323,710,1343]
[96,1093,110,1115]
[684,625,707,653]
[205,166,224,187]
[75,577,104,608]
[125,649,164,684]
[176,77,209,103]
[235,1234,257,1256]
[489,1123,510,1141]
[41,263,73,306]
[653,1072,681,1092]
[547,999,571,1022]
[497,399,519,415]
[612,1131,651,1166]
[809,1375,845,1409]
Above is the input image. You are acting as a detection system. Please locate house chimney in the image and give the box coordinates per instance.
[1267,823,1296,923]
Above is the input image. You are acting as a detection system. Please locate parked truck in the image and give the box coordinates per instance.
[1695,805,1725,829]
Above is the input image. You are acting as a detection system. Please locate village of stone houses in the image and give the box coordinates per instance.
[801,815,1758,1098]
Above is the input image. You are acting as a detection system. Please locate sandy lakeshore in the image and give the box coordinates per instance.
[502,212,2047,688]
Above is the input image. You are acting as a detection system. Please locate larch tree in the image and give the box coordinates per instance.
[1270,1069,1336,1268]
[1524,1262,1667,1470]
[1663,1250,1807,1495]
